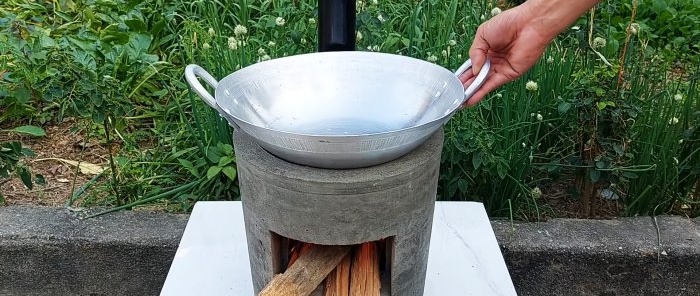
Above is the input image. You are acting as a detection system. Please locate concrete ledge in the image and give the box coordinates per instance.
[0,206,188,296]
[492,216,700,296]
[1,205,698,296]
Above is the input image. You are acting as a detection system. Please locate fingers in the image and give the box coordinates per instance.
[458,68,476,84]
[468,27,489,77]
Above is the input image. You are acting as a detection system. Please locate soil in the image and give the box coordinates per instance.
[1,120,628,219]
[0,118,110,207]
[538,177,624,220]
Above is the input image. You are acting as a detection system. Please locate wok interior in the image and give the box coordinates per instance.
[216,52,465,136]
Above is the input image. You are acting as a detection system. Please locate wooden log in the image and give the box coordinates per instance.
[349,242,381,296]
[288,241,312,268]
[324,253,352,296]
[259,244,352,296]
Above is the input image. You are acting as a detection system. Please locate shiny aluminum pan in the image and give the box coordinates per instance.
[185,51,489,169]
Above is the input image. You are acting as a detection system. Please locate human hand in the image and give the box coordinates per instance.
[459,5,552,107]
[458,0,601,107]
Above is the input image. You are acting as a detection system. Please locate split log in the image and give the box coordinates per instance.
[288,241,313,268]
[259,244,351,296]
[349,242,381,296]
[324,253,352,296]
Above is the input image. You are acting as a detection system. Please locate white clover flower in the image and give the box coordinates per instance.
[593,37,606,49]
[536,113,543,121]
[377,14,386,23]
[629,23,640,35]
[234,25,247,36]
[547,56,554,63]
[308,18,316,25]
[441,50,448,57]
[491,7,502,17]
[208,27,216,37]
[268,41,276,47]
[202,42,211,50]
[257,48,267,56]
[679,139,684,144]
[276,17,286,26]
[356,1,364,10]
[674,93,683,102]
[457,54,462,59]
[526,80,538,92]
[301,38,307,44]
[571,26,580,31]
[427,55,438,62]
[531,187,542,199]
[668,117,679,125]
[371,0,378,5]
[259,54,271,62]
[227,37,238,50]
[448,39,457,47]
[356,31,363,41]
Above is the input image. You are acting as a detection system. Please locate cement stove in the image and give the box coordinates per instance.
[234,128,443,295]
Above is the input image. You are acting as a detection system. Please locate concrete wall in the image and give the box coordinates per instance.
[1,205,698,296]
[0,206,187,296]
[492,217,700,296]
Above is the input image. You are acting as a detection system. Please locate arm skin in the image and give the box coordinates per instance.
[460,0,602,107]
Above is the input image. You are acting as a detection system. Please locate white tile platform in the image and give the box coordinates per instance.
[160,201,517,296]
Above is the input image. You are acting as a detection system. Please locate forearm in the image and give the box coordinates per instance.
[520,0,602,40]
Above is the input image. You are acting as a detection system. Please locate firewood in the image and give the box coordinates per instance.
[324,252,351,296]
[259,244,352,296]
[349,242,381,296]
[288,241,313,268]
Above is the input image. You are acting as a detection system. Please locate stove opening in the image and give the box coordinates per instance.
[265,231,393,295]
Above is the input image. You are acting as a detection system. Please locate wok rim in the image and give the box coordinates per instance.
[214,51,466,139]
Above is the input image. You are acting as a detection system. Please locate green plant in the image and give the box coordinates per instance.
[439,45,580,220]
[0,125,46,203]
[77,0,247,213]
[594,0,700,63]
[529,0,700,218]
[3,0,697,220]
[624,70,699,216]
[0,0,175,128]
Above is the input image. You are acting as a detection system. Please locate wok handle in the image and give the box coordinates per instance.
[184,64,240,130]
[454,58,491,104]
[185,64,220,110]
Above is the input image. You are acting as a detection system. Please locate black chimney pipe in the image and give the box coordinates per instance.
[318,0,356,52]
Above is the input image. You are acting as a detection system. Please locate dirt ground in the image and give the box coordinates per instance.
[538,172,625,219]
[0,118,109,207]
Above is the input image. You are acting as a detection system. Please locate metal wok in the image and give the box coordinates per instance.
[184,51,489,169]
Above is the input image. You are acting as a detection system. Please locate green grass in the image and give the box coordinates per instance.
[1,0,698,219]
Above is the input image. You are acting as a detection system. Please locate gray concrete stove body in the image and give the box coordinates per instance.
[233,128,444,295]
